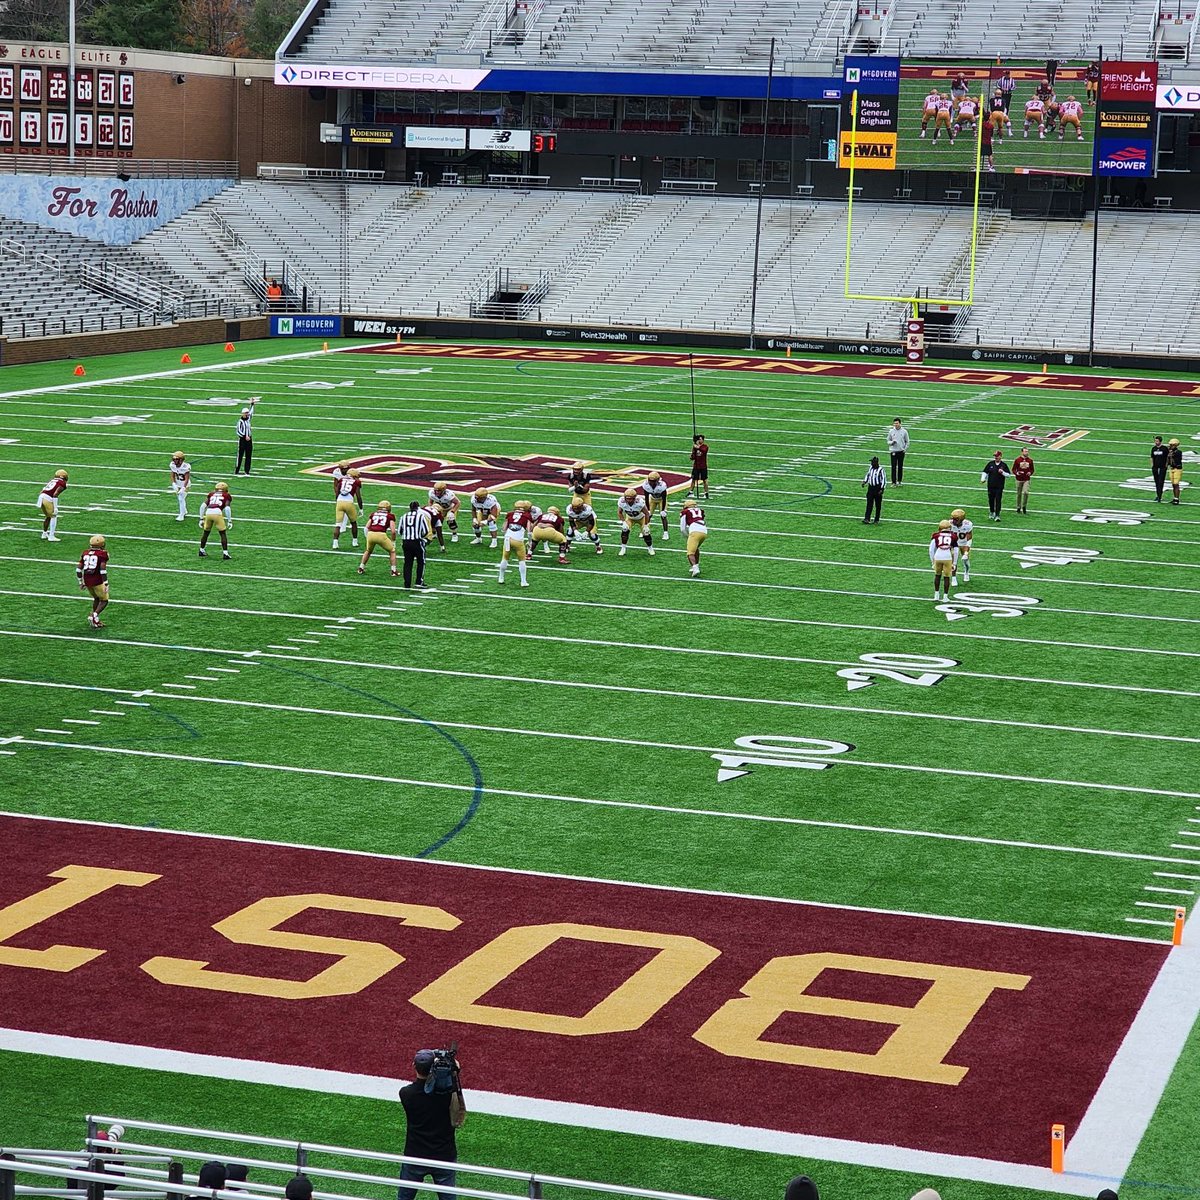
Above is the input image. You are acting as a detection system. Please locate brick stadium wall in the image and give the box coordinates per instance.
[0,316,270,366]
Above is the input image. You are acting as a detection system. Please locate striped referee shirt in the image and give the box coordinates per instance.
[236,401,256,440]
[398,508,431,540]
[863,465,887,489]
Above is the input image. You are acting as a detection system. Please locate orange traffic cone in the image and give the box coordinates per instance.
[73,365,85,376]
[224,342,235,353]
[180,353,191,364]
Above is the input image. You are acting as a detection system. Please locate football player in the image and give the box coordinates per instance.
[1085,61,1099,105]
[567,497,603,554]
[617,488,655,558]
[930,519,958,600]
[642,471,671,540]
[949,507,973,586]
[423,501,449,552]
[1023,94,1046,138]
[77,534,110,629]
[470,487,501,548]
[332,468,362,550]
[168,451,191,522]
[954,94,978,140]
[198,481,233,560]
[498,499,534,587]
[531,506,571,564]
[565,462,594,507]
[429,482,460,542]
[1058,95,1084,140]
[920,88,941,137]
[37,469,68,542]
[358,499,399,577]
[988,90,1011,140]
[679,501,708,577]
[932,92,955,143]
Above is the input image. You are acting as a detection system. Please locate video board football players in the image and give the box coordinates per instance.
[988,90,1011,140]
[77,534,110,628]
[932,93,955,143]
[679,502,708,577]
[358,500,399,577]
[38,469,68,541]
[953,95,978,141]
[1085,61,1099,105]
[617,488,655,557]
[642,471,671,540]
[332,468,362,550]
[531,506,571,563]
[471,488,501,548]
[1058,95,1084,140]
[567,497,603,554]
[930,519,958,600]
[498,500,533,587]
[949,508,973,585]
[1023,94,1046,139]
[169,451,191,521]
[429,482,460,542]
[198,481,233,560]
[920,88,941,138]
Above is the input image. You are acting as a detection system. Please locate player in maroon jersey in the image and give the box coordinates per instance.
[38,469,69,541]
[531,506,571,563]
[424,502,450,552]
[679,502,708,577]
[77,534,110,628]
[498,500,534,586]
[358,500,399,576]
[198,482,233,560]
[689,434,709,498]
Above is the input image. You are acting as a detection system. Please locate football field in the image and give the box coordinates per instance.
[0,337,1198,1200]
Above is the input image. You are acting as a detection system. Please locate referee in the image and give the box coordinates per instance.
[235,398,259,475]
[399,501,431,588]
[861,456,886,524]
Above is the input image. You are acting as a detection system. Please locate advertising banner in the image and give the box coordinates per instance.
[344,125,400,146]
[1157,84,1200,110]
[467,128,533,151]
[839,56,899,169]
[270,315,342,337]
[1095,62,1158,177]
[0,175,233,245]
[405,126,467,149]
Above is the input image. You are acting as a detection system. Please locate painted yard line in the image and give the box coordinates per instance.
[1143,886,1195,895]
[89,710,127,717]
[1154,872,1200,881]
[158,683,196,691]
[13,738,1200,868]
[0,807,1167,942]
[33,728,72,735]
[1125,918,1176,927]
[0,590,334,623]
[60,719,100,726]
[343,615,1200,702]
[0,1027,1130,1198]
[0,342,377,403]
[3,550,1190,630]
[1134,901,1185,910]
[123,688,1200,760]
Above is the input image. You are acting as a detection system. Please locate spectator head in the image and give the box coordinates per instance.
[226,1165,249,1185]
[414,1048,437,1077]
[870,456,879,468]
[198,1162,227,1190]
[783,1176,819,1200]
[285,1176,314,1200]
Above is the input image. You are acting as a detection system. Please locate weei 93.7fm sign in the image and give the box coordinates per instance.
[839,56,899,169]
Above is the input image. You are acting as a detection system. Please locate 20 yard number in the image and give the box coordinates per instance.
[837,652,960,692]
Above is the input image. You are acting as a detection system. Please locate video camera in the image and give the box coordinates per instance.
[423,1043,461,1096]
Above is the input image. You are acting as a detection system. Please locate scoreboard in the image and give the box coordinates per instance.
[0,64,134,157]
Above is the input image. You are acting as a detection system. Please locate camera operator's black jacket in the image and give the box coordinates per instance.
[400,1082,457,1162]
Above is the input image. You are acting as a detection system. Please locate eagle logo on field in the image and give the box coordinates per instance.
[302,453,692,495]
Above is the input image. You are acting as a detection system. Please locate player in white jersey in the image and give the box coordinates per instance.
[470,488,500,548]
[168,452,191,521]
[332,469,362,550]
[953,96,978,140]
[920,90,941,137]
[1058,96,1084,140]
[949,508,973,585]
[567,497,603,553]
[1023,97,1046,138]
[428,483,460,542]
[641,471,671,540]
[932,94,955,143]
[616,489,655,557]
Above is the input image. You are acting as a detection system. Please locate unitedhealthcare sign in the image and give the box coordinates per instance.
[1157,85,1200,110]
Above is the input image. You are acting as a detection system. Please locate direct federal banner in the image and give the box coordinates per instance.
[1094,61,1158,177]
[840,56,899,170]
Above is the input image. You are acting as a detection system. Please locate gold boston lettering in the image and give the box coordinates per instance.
[141,894,459,1000]
[693,951,1029,1084]
[411,922,719,1035]
[0,865,161,973]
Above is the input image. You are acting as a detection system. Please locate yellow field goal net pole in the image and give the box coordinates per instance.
[843,87,986,313]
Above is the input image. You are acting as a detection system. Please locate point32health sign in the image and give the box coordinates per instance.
[270,315,343,337]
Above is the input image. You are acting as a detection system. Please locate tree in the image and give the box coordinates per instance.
[83,0,183,51]
[179,0,251,56]
[244,0,302,57]
[0,0,70,42]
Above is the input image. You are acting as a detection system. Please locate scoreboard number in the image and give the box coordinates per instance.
[118,72,135,107]
[0,110,12,146]
[20,67,42,103]
[19,110,41,146]
[118,114,134,148]
[48,68,68,103]
[98,72,115,106]
[76,70,93,104]
[97,113,115,147]
[0,66,13,102]
[837,652,960,692]
[47,111,68,146]
[75,111,93,147]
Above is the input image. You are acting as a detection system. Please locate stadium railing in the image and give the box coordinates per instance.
[0,1117,726,1200]
[0,156,237,180]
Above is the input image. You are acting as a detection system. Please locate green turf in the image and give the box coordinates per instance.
[1,337,1198,1199]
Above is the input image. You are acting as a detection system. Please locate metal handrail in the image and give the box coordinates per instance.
[0,155,236,179]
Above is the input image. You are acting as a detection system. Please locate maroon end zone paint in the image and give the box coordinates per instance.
[355,342,1200,399]
[0,816,1167,1165]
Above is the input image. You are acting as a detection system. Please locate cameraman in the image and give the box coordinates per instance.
[397,1049,466,1200]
